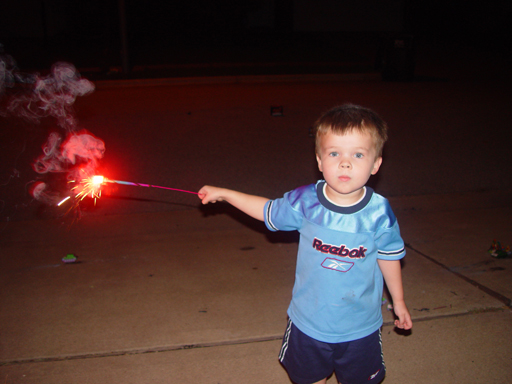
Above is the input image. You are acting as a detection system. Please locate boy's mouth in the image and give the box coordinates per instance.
[338,175,351,182]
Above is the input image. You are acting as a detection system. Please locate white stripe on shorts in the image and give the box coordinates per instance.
[379,328,386,370]
[279,319,293,362]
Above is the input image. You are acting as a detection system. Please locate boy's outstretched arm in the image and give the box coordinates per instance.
[377,259,413,330]
[198,185,269,222]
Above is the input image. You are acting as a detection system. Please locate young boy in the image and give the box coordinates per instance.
[198,104,412,384]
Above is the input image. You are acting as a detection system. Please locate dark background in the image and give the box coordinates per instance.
[1,1,511,224]
[1,1,510,74]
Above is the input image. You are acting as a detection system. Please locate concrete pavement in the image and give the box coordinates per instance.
[1,189,511,383]
[1,38,512,383]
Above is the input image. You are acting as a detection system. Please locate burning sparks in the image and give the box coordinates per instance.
[57,196,71,207]
[56,174,103,208]
[56,174,198,209]
[73,176,103,204]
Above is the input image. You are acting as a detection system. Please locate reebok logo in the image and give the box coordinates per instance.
[312,238,367,259]
[321,258,354,272]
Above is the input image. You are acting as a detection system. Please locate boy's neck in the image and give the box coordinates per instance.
[323,184,366,207]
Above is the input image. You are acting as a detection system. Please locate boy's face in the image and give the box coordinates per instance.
[316,130,382,206]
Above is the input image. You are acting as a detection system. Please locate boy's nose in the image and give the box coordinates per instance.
[339,160,352,169]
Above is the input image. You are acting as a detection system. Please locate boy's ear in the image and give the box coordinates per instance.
[371,157,383,175]
[316,154,323,173]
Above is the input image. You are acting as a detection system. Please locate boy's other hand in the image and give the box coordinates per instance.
[393,300,413,330]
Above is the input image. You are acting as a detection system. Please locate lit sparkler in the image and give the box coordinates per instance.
[57,174,198,208]
[73,175,104,203]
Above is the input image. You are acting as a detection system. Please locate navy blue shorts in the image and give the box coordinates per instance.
[279,319,385,384]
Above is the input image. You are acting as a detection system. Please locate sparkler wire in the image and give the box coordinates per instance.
[107,179,198,195]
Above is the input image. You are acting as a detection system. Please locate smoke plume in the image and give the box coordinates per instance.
[1,53,105,207]
[33,131,105,178]
[3,61,94,130]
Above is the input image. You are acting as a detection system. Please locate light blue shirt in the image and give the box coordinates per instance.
[264,181,405,343]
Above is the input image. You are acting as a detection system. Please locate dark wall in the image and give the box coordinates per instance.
[1,1,509,69]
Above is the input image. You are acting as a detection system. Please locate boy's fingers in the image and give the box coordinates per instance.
[394,317,413,330]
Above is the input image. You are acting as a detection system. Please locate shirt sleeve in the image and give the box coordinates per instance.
[375,220,406,260]
[264,192,303,232]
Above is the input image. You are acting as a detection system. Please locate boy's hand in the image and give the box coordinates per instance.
[197,185,268,221]
[377,259,412,331]
[198,185,226,204]
[392,300,413,330]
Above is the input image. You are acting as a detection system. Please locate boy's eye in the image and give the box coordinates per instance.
[329,152,339,157]
[354,153,364,159]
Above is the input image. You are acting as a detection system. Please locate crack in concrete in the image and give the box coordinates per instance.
[1,307,507,367]
[405,243,512,308]
[0,336,282,366]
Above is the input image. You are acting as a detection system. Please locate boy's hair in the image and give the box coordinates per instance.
[314,104,388,158]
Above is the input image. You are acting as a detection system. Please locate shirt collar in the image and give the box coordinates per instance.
[316,180,374,214]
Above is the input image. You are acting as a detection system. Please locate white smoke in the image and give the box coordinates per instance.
[4,62,94,130]
[33,131,105,178]
[1,53,105,206]
[30,181,61,206]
